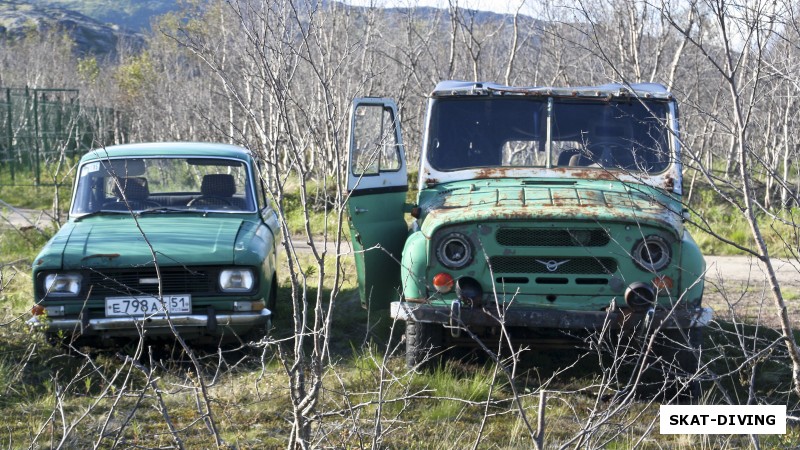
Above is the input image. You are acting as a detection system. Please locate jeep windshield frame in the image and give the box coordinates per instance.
[426,96,673,175]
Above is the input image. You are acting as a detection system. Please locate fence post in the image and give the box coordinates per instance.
[33,89,40,185]
[4,88,13,182]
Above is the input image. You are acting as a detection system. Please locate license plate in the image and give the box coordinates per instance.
[105,295,192,317]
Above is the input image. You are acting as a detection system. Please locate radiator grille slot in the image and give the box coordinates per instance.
[496,228,609,247]
[488,256,617,275]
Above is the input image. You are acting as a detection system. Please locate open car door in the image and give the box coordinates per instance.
[346,98,408,310]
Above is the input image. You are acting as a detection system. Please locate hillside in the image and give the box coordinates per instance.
[0,0,142,54]
[27,0,180,31]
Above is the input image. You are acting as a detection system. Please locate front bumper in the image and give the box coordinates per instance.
[27,309,272,338]
[391,301,712,331]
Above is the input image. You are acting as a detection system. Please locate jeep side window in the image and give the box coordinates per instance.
[351,104,401,176]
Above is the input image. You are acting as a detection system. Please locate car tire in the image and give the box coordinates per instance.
[405,320,443,369]
[267,274,277,318]
[644,327,702,402]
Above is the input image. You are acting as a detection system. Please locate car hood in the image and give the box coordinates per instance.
[418,180,683,237]
[60,215,249,269]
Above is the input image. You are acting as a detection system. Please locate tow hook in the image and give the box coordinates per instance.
[449,300,462,338]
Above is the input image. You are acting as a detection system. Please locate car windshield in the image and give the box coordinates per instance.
[71,157,257,215]
[427,96,671,174]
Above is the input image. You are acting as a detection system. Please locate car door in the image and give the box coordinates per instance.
[346,98,408,310]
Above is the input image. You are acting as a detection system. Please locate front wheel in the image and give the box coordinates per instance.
[651,327,703,401]
[405,320,443,369]
[267,274,277,317]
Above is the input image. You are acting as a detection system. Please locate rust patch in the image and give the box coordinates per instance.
[81,253,120,261]
[664,176,675,191]
[474,167,511,179]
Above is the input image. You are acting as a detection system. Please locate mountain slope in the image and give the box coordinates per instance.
[0,0,142,54]
[27,0,180,31]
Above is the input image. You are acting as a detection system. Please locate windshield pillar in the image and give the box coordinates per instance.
[546,97,553,168]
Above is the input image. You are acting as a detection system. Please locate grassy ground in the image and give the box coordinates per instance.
[688,183,800,257]
[2,225,799,448]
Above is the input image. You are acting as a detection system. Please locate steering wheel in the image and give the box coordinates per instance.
[187,196,234,207]
[587,140,629,169]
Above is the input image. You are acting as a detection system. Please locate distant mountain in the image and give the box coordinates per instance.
[26,0,180,31]
[0,0,143,54]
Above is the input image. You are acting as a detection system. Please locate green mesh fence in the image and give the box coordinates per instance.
[0,87,122,185]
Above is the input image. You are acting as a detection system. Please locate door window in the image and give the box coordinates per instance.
[351,104,401,176]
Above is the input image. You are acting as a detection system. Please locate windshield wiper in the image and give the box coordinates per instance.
[137,207,194,216]
[73,210,121,222]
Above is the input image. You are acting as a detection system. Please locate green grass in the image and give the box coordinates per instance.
[689,184,800,257]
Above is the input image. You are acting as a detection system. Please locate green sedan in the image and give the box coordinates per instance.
[28,142,280,345]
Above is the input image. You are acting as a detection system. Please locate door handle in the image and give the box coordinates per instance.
[355,207,369,214]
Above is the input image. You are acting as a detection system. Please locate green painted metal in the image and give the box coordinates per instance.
[347,190,408,309]
[78,142,253,163]
[415,179,683,239]
[678,230,706,305]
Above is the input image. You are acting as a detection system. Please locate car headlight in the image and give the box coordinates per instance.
[436,232,473,269]
[44,273,82,297]
[632,235,671,272]
[219,268,255,292]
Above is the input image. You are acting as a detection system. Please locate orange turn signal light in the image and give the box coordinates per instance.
[31,305,45,316]
[433,273,454,293]
[653,275,674,290]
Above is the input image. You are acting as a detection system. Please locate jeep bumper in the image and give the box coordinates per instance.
[390,301,712,331]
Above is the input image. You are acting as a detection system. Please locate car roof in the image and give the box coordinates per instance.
[79,142,253,163]
[430,80,673,100]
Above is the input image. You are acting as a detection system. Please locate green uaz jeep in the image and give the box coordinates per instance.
[345,81,712,381]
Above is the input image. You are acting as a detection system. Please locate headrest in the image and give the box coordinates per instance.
[201,174,236,197]
[113,177,149,201]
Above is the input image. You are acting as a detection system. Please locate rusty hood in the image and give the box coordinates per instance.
[418,179,684,237]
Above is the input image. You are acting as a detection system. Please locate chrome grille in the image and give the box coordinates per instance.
[488,256,617,274]
[496,228,609,247]
[88,268,214,297]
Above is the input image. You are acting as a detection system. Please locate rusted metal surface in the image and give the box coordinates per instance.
[392,301,712,331]
[416,180,683,240]
[81,253,120,261]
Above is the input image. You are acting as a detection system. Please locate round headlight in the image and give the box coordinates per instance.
[632,235,671,272]
[436,233,473,269]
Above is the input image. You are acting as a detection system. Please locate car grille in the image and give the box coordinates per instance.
[88,268,215,297]
[488,256,617,274]
[496,228,610,247]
